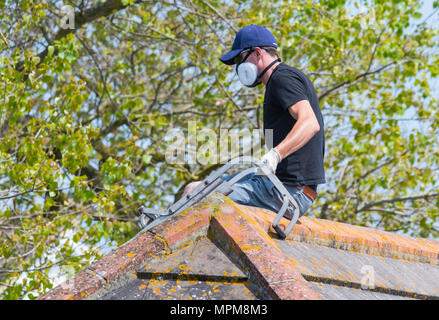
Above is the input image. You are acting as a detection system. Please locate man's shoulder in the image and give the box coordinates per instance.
[271,63,306,83]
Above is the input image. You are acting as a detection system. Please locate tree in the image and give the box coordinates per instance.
[0,0,438,299]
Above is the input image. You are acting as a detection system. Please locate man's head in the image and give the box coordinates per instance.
[220,25,281,87]
[220,24,278,65]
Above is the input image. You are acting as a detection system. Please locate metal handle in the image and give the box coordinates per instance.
[138,156,300,239]
[233,157,301,238]
[273,224,287,240]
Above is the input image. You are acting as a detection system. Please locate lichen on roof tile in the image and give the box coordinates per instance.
[39,193,439,300]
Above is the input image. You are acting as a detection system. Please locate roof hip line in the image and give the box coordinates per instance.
[302,274,439,300]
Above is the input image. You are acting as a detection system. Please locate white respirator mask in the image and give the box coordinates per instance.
[235,48,281,88]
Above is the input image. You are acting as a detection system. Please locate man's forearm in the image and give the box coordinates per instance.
[274,117,320,160]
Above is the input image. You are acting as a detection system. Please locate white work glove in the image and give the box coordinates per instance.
[261,148,282,174]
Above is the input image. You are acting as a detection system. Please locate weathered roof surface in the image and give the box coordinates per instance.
[97,237,255,300]
[38,193,439,300]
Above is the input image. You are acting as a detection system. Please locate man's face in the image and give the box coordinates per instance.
[234,48,254,65]
[234,47,278,87]
[234,48,262,71]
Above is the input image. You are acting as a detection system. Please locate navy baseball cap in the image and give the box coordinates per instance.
[219,24,278,65]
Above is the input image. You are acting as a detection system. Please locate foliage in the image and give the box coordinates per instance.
[0,0,438,299]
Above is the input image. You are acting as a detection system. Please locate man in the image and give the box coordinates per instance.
[184,24,325,220]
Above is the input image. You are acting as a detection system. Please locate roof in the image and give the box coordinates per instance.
[38,193,439,300]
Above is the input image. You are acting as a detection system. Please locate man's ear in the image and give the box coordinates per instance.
[254,47,262,57]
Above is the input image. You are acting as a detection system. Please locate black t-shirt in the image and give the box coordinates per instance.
[263,62,326,188]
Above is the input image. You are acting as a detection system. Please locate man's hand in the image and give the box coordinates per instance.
[261,148,282,174]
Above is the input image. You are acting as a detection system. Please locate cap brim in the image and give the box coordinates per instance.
[219,48,243,65]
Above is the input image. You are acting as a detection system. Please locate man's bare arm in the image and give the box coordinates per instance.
[274,99,320,159]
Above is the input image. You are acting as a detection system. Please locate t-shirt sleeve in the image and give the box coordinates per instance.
[271,70,309,111]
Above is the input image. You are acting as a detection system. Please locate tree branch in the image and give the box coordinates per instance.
[15,0,146,73]
[357,192,439,213]
[318,60,398,101]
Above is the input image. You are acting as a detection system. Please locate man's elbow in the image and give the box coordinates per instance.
[310,118,320,135]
